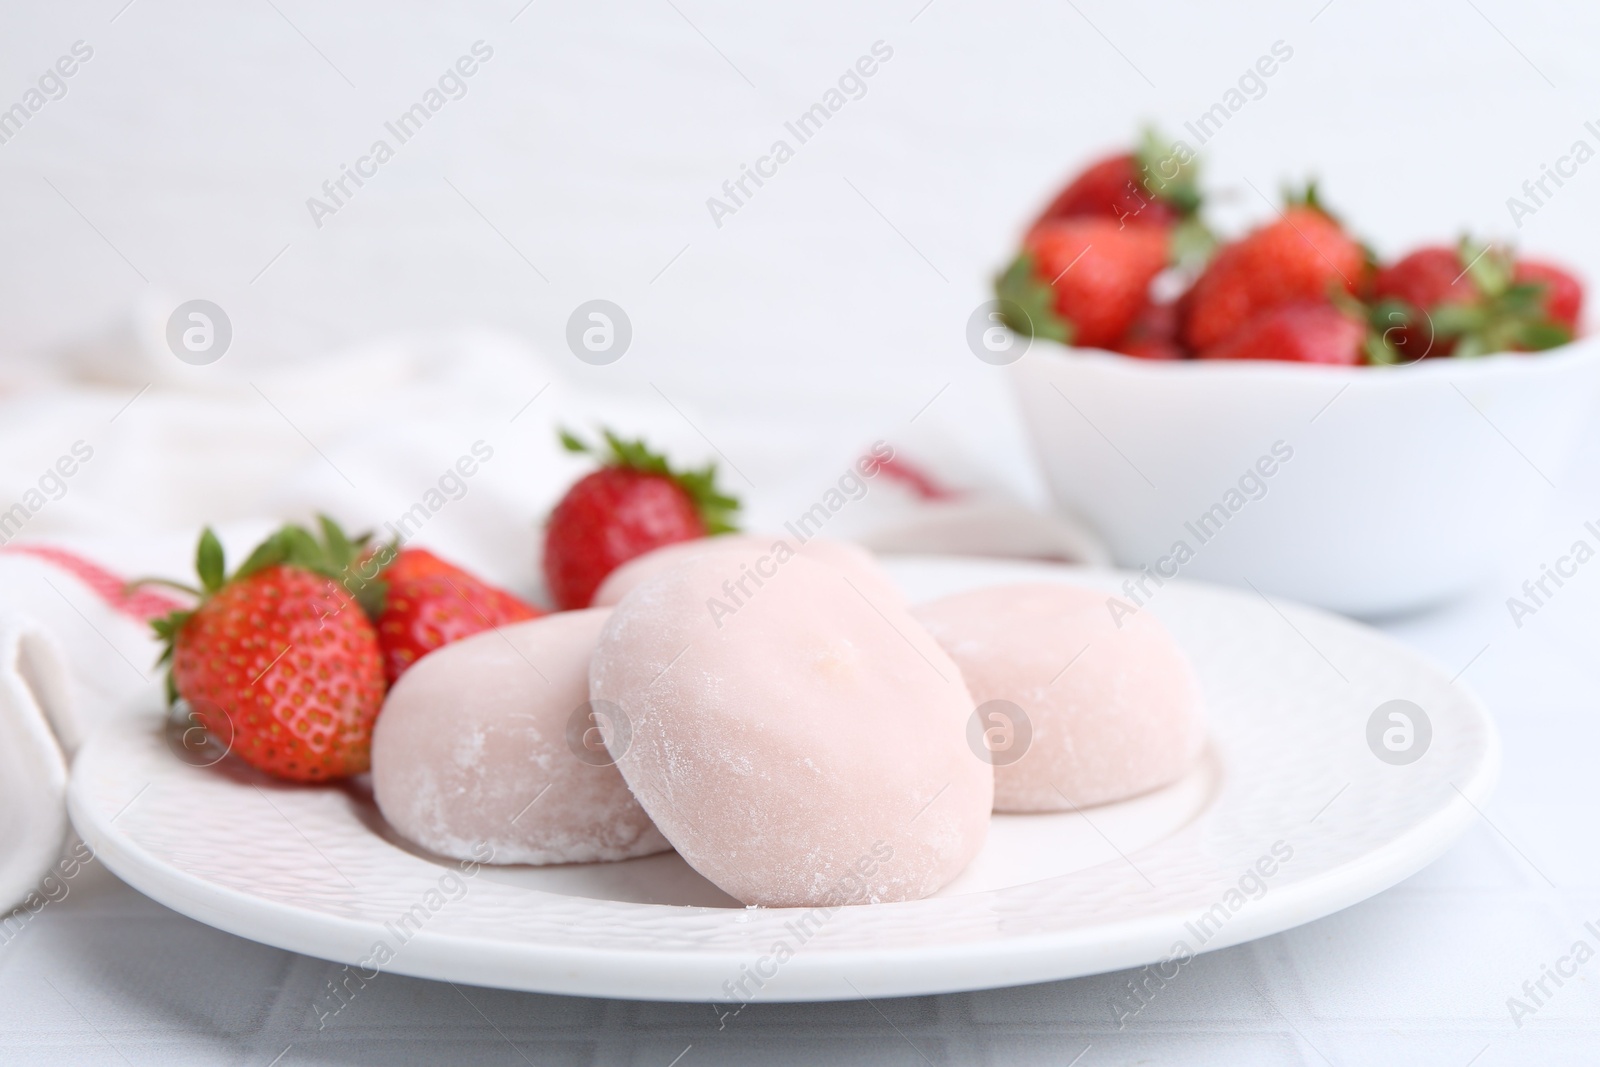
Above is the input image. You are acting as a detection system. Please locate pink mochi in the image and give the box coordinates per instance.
[590,551,991,907]
[914,583,1205,812]
[371,609,669,865]
[591,533,900,609]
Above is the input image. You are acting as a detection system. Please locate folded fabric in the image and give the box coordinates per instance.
[0,614,76,913]
[0,546,181,912]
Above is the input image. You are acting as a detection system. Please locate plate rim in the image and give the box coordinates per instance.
[66,557,1501,1002]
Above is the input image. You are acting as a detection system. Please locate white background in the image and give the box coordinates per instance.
[4,0,1600,415]
[3,1,1600,1064]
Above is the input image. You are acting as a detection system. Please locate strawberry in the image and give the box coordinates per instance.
[1513,260,1582,331]
[1196,302,1364,365]
[1367,240,1579,361]
[1113,299,1186,360]
[1035,155,1183,231]
[996,219,1171,350]
[373,546,543,684]
[147,519,386,782]
[1116,338,1186,361]
[543,429,740,610]
[1033,130,1204,232]
[1181,194,1366,352]
[1369,245,1475,358]
[1372,246,1474,311]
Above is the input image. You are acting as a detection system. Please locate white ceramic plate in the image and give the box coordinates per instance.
[67,557,1498,1003]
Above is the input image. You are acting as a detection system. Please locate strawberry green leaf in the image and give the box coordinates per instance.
[1429,303,1484,337]
[1363,332,1404,366]
[234,535,287,582]
[150,610,192,651]
[344,534,396,623]
[1517,321,1572,351]
[349,577,388,621]
[1132,129,1215,266]
[1459,238,1513,297]
[279,525,327,573]
[601,429,672,477]
[319,515,354,571]
[675,465,741,535]
[1283,179,1336,221]
[1134,127,1203,217]
[312,515,384,617]
[1170,217,1217,269]
[994,253,1073,344]
[150,605,195,702]
[1499,282,1548,316]
[1329,282,1369,320]
[196,528,225,595]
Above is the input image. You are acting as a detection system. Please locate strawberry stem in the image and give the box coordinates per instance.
[124,577,204,599]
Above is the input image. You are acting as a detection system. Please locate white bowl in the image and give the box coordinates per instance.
[1011,338,1600,616]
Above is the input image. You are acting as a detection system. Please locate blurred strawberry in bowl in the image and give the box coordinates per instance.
[1113,300,1185,361]
[1002,156,1585,366]
[996,220,1171,350]
[1030,129,1205,235]
[1369,240,1582,362]
[994,134,1600,614]
[1196,302,1366,365]
[1178,187,1367,353]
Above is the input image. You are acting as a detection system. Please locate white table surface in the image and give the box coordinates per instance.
[3,1,1599,1063]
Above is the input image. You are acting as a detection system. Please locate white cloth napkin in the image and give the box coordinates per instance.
[0,310,1104,910]
[0,614,82,912]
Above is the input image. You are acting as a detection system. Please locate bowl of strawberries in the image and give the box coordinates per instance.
[999,134,1600,616]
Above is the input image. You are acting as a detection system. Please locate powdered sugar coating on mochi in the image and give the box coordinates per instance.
[591,533,900,609]
[591,551,990,907]
[914,583,1205,812]
[372,609,669,865]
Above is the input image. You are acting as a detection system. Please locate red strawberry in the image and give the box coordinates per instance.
[374,547,543,684]
[148,520,386,782]
[1373,246,1475,310]
[1032,131,1204,233]
[1368,241,1580,360]
[1370,246,1476,358]
[543,429,740,610]
[1113,300,1186,360]
[1181,202,1366,351]
[1035,155,1183,230]
[997,220,1170,350]
[1117,339,1185,360]
[1514,260,1582,330]
[1197,302,1364,365]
